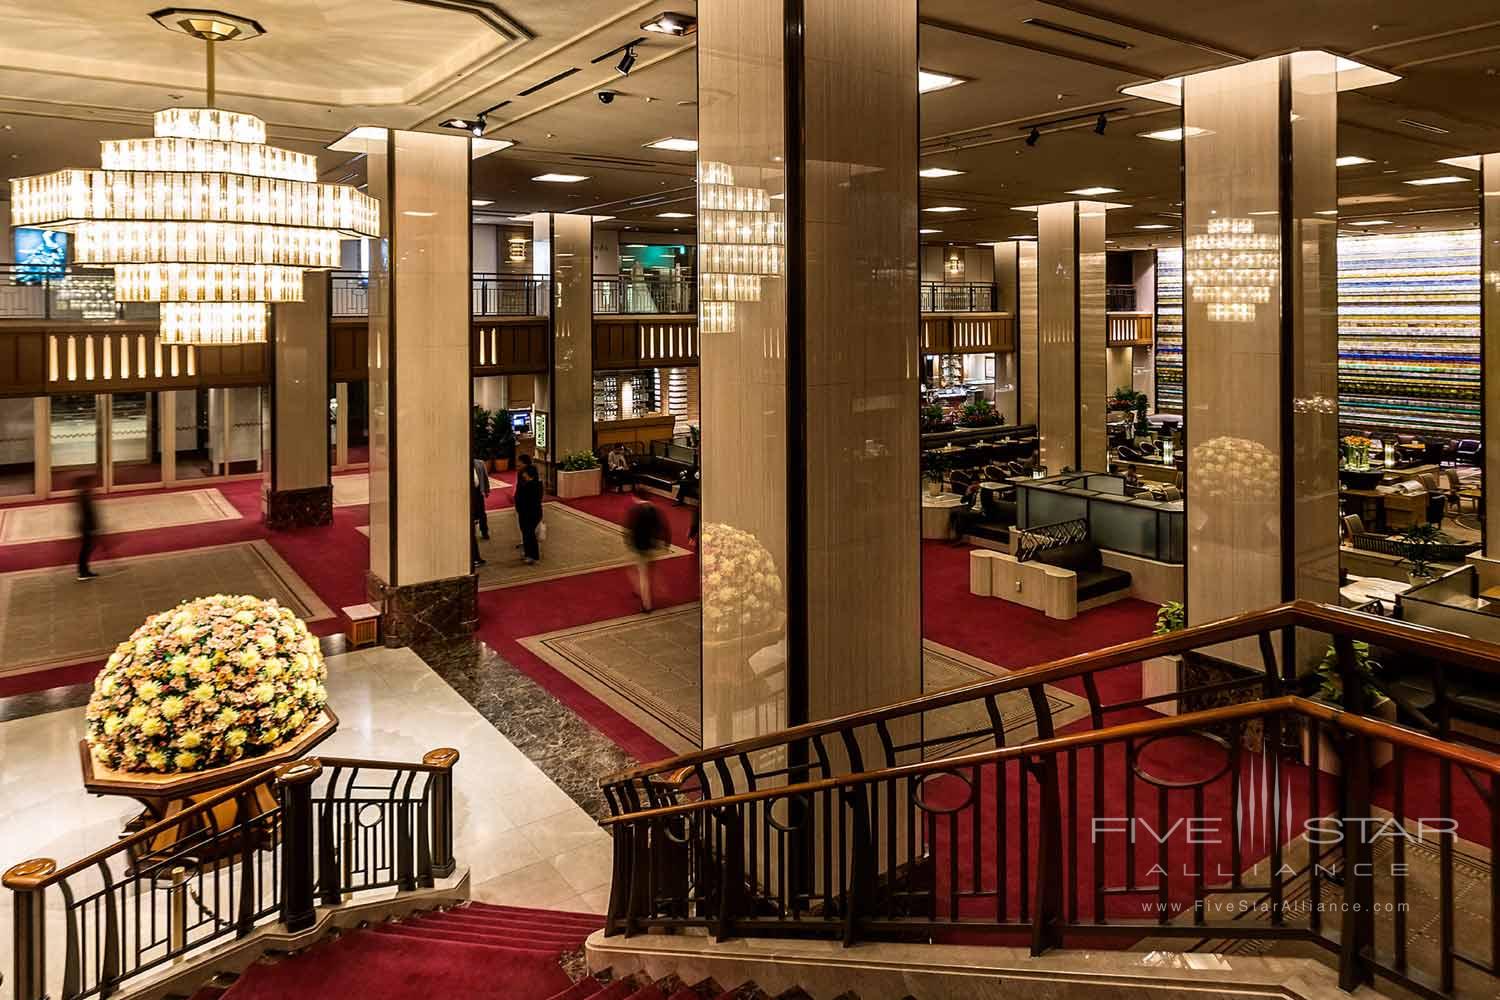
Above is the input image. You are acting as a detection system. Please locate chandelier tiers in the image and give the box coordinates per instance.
[7,10,379,346]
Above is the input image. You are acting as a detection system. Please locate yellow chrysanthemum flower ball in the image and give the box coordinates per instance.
[85,595,328,774]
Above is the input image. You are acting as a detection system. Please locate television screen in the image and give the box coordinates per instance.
[511,411,532,434]
[13,228,68,284]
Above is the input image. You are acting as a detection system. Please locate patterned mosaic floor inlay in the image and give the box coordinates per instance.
[521,605,1088,753]
[0,540,332,677]
[0,489,240,545]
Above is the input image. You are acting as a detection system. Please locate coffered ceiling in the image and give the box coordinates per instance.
[1,0,1498,244]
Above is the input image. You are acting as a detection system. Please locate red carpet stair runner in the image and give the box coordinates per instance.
[183,902,854,1000]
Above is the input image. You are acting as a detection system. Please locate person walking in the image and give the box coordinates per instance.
[470,458,488,570]
[624,498,665,612]
[471,455,491,540]
[514,463,544,565]
[76,473,98,580]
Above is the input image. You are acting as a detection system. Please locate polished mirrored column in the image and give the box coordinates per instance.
[1017,241,1039,429]
[1181,53,1339,667]
[544,213,594,487]
[698,0,919,750]
[1484,154,1500,560]
[264,271,332,529]
[1035,201,1108,472]
[365,129,477,644]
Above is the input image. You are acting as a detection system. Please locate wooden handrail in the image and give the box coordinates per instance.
[4,750,456,891]
[604,600,1495,787]
[600,694,1500,826]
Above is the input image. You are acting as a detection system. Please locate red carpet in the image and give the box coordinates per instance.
[219,903,598,1000]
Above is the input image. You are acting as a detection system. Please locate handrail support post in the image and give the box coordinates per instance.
[275,759,323,933]
[5,858,56,1000]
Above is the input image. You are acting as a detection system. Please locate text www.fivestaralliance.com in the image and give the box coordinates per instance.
[1144,900,1409,915]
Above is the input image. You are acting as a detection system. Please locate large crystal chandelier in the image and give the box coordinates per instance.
[7,10,378,345]
[698,161,783,335]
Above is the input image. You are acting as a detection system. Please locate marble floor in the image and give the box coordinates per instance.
[0,487,241,544]
[0,643,617,988]
[0,540,333,676]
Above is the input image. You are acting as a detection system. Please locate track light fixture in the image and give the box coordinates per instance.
[617,44,637,75]
[1094,113,1108,135]
[472,113,486,138]
[1026,126,1040,147]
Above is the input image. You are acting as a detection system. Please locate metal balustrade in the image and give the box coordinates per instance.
[4,749,459,1000]
[920,282,996,312]
[0,265,158,322]
[593,276,696,315]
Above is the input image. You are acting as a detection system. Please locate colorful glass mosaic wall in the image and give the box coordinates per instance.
[1337,230,1479,440]
[1154,247,1183,414]
[1151,231,1479,438]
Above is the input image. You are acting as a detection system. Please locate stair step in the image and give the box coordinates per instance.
[584,980,642,1000]
[369,923,563,959]
[624,987,665,1000]
[413,913,591,946]
[377,921,578,952]
[462,902,606,925]
[545,978,612,1000]
[422,911,599,939]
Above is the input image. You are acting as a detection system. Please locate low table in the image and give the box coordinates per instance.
[921,493,962,540]
[343,602,381,648]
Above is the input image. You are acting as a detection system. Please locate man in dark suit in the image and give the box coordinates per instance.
[514,464,544,564]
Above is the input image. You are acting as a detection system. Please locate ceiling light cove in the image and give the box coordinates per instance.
[533,173,590,183]
[922,206,966,213]
[645,137,698,152]
[1336,156,1372,166]
[1404,176,1468,186]
[919,69,967,94]
[919,167,965,178]
[1066,187,1120,196]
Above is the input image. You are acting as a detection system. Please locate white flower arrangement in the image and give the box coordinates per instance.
[85,594,328,774]
[701,522,783,638]
[1190,435,1280,504]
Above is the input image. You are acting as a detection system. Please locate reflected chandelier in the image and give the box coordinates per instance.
[7,10,379,345]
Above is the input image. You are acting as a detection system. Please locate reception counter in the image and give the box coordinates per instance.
[594,413,677,452]
[1014,472,1185,564]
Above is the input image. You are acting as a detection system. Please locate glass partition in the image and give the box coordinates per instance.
[49,392,99,491]
[109,391,162,487]
[0,397,37,498]
[1016,472,1185,563]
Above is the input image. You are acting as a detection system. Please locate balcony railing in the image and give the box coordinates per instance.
[593,276,695,315]
[331,271,546,318]
[0,265,159,322]
[921,282,996,312]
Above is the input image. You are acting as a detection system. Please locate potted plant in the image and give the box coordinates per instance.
[556,449,603,498]
[1141,600,1185,716]
[472,405,493,466]
[921,450,949,496]
[490,409,516,471]
[921,403,954,434]
[1397,522,1443,585]
[1108,387,1142,412]
[1305,639,1396,774]
[957,398,1003,428]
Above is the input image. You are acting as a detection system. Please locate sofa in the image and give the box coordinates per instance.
[1036,541,1134,603]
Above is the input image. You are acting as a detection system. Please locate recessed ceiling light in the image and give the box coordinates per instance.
[1403,175,1468,186]
[922,205,965,213]
[919,69,967,94]
[1012,205,1041,212]
[471,138,515,159]
[402,211,436,218]
[657,211,693,218]
[919,228,942,234]
[641,11,696,36]
[1349,219,1393,226]
[534,173,589,183]
[1438,155,1481,171]
[471,199,493,207]
[644,137,698,152]
[1066,186,1120,196]
[328,126,387,153]
[1008,235,1037,240]
[1335,155,1372,166]
[919,167,965,178]
[1135,224,1172,230]
[1136,126,1208,142]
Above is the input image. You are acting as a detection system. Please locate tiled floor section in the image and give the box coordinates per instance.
[520,604,1088,754]
[0,642,617,984]
[0,488,240,544]
[475,504,688,590]
[0,540,333,676]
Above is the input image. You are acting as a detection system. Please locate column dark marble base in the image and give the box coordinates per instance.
[263,485,333,530]
[366,571,478,647]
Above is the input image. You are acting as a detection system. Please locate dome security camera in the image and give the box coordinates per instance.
[597,90,617,105]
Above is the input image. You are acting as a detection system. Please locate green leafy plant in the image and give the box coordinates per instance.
[921,450,950,486]
[1315,640,1385,707]
[490,409,516,461]
[559,449,601,471]
[1396,522,1444,580]
[921,403,954,433]
[1152,601,1185,636]
[958,398,1003,428]
[1109,387,1146,411]
[472,406,495,459]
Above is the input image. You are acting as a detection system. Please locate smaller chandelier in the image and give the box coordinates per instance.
[1185,217,1278,324]
[7,11,378,345]
[698,161,783,334]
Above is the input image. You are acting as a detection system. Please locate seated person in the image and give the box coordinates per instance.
[604,444,634,492]
[675,465,700,505]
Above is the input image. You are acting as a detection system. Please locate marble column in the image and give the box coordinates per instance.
[365,129,478,645]
[1035,202,1107,472]
[1483,154,1500,561]
[263,271,332,529]
[698,0,920,749]
[1180,53,1340,668]
[1017,241,1039,429]
[543,213,594,487]
[993,241,1022,426]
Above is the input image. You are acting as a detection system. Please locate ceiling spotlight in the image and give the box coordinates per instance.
[617,45,637,76]
[471,114,486,138]
[440,117,480,133]
[1094,113,1108,135]
[1025,126,1040,147]
[641,11,696,36]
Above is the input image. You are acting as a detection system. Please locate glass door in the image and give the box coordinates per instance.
[49,393,102,492]
[108,391,163,488]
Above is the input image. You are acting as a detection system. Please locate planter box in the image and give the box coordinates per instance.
[1142,654,1182,716]
[556,467,602,499]
[1303,697,1397,775]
